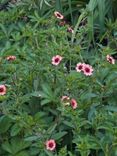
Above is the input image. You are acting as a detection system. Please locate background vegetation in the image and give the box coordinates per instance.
[0,0,117,156]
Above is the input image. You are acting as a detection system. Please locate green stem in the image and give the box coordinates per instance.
[71,11,87,45]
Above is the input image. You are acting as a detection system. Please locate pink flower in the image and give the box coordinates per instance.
[76,63,84,72]
[70,99,77,109]
[54,11,64,19]
[59,21,66,26]
[52,55,63,66]
[6,55,16,61]
[106,55,115,64]
[67,27,74,33]
[61,96,70,101]
[46,139,56,151]
[82,64,93,76]
[61,96,70,106]
[0,85,6,95]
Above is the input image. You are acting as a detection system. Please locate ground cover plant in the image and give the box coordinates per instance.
[0,0,117,156]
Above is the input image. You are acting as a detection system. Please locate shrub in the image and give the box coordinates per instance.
[0,1,117,156]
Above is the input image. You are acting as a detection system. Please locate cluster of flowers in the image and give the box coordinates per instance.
[49,52,115,151]
[0,55,16,96]
[61,96,77,109]
[76,62,93,76]
[45,98,77,152]
[0,12,116,153]
[45,98,77,151]
[6,55,16,61]
[51,55,94,76]
[51,54,115,76]
[54,11,74,33]
[49,53,115,152]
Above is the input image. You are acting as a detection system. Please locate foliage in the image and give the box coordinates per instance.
[0,0,117,156]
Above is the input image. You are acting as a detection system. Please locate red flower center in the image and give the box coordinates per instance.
[57,13,61,18]
[71,101,75,106]
[49,142,54,148]
[85,67,90,73]
[55,58,59,63]
[78,65,83,70]
[0,88,4,92]
[108,58,112,62]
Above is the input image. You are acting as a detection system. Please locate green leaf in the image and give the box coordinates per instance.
[10,124,22,136]
[44,0,51,7]
[105,106,117,112]
[41,99,51,105]
[88,0,97,11]
[44,149,54,156]
[80,92,97,101]
[31,91,41,97]
[0,115,12,134]
[2,142,12,154]
[16,151,29,156]
[47,123,57,134]
[33,79,39,91]
[55,0,63,12]
[0,23,7,37]
[52,131,67,140]
[41,84,53,96]
[29,147,40,155]
[2,138,31,154]
[24,136,40,142]
[63,121,74,128]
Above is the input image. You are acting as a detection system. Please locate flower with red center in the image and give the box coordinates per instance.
[61,95,70,106]
[52,55,63,66]
[46,139,56,151]
[6,55,16,61]
[59,20,66,26]
[67,27,74,33]
[76,63,84,72]
[0,85,6,95]
[54,11,64,19]
[70,99,77,109]
[61,96,70,101]
[106,55,115,64]
[82,64,93,76]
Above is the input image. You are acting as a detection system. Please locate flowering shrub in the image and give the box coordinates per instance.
[0,3,117,156]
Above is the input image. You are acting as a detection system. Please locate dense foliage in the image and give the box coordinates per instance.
[0,0,117,156]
